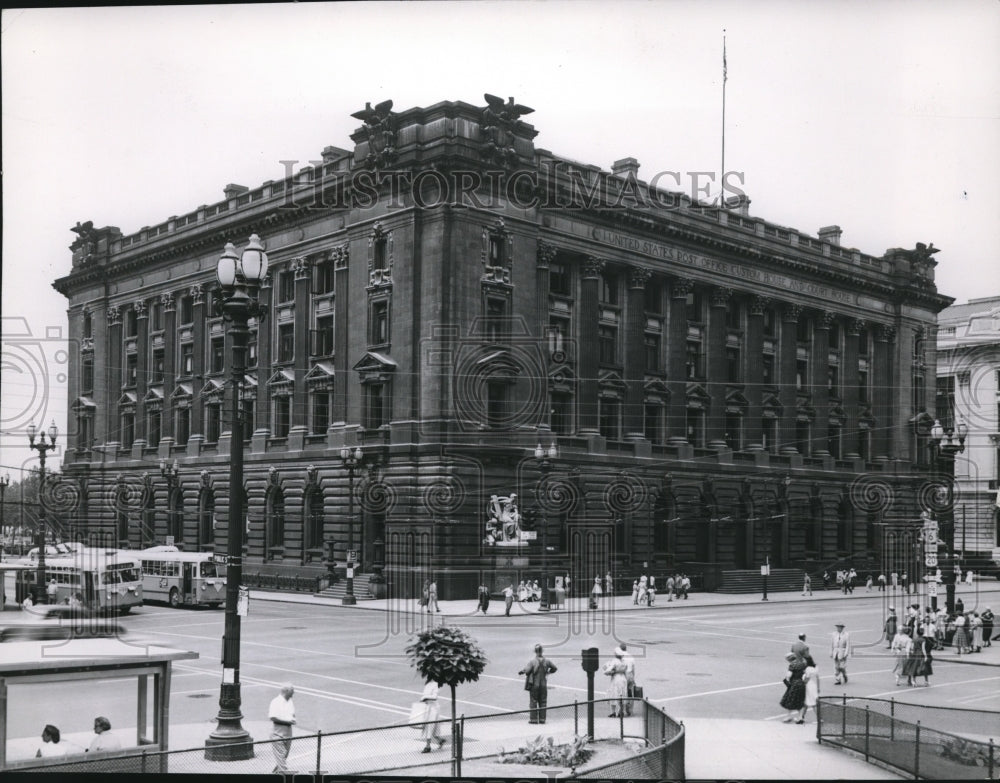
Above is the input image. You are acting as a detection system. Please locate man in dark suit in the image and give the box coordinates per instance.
[518,644,558,724]
[791,633,815,666]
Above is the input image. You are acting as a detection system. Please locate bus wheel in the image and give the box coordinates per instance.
[168,588,181,608]
[118,605,131,615]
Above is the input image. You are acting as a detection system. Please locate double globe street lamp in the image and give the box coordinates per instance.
[204,234,268,761]
[339,446,364,606]
[929,418,968,614]
[533,443,558,612]
[27,421,58,603]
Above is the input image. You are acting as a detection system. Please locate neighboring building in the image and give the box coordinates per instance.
[53,96,954,597]
[936,296,1000,559]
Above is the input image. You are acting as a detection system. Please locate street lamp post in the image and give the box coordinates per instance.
[930,418,967,614]
[159,459,180,544]
[339,446,363,606]
[27,422,58,603]
[533,443,558,612]
[0,473,10,560]
[204,234,268,760]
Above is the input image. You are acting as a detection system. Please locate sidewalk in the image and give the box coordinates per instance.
[249,580,1000,618]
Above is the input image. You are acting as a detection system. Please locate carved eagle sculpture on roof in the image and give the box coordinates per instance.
[483,94,534,125]
[350,99,394,127]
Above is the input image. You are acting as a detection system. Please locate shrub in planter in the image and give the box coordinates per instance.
[499,735,593,769]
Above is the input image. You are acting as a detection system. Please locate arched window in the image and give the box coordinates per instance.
[168,487,184,545]
[266,486,285,556]
[305,486,324,552]
[199,488,215,548]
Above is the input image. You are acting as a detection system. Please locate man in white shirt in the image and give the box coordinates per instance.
[620,644,638,715]
[831,623,851,685]
[268,683,296,773]
[87,716,122,753]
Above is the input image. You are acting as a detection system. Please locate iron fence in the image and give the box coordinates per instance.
[9,697,684,777]
[818,695,999,779]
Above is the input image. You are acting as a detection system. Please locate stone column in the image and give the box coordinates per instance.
[333,244,350,426]
[745,296,767,450]
[160,294,177,456]
[536,242,556,434]
[291,257,312,435]
[843,319,863,459]
[707,287,731,448]
[190,284,206,438]
[811,311,833,455]
[667,278,693,445]
[254,277,274,436]
[873,324,895,461]
[578,256,604,434]
[107,306,123,449]
[779,304,802,454]
[625,267,651,440]
[134,299,149,448]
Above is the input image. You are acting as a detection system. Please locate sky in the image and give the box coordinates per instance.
[2,0,999,481]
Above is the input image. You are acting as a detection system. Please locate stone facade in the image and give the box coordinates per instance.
[53,97,954,598]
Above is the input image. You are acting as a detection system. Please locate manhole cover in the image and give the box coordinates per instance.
[187,693,213,699]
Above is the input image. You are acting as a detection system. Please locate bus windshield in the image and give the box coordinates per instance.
[199,561,219,578]
[105,565,141,584]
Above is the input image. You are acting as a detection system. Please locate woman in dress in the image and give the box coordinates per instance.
[952,612,970,654]
[779,653,808,723]
[419,681,446,753]
[590,577,603,609]
[890,627,912,686]
[518,581,529,602]
[603,647,629,717]
[631,580,640,605]
[803,662,820,722]
[476,582,490,614]
[970,612,983,652]
[902,629,932,686]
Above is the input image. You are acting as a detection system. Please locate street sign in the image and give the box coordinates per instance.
[760,565,770,576]
[928,581,938,596]
[521,531,537,540]
[212,553,230,566]
[925,554,938,568]
[166,536,175,546]
[347,550,358,563]
[347,568,354,579]
[237,586,249,616]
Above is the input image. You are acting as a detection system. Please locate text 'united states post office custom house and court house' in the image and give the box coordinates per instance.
[53,96,954,598]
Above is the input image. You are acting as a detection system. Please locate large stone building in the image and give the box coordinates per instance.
[936,296,1000,559]
[54,96,954,597]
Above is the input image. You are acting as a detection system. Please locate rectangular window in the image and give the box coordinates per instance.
[796,318,811,343]
[485,298,506,342]
[179,295,194,325]
[599,397,621,440]
[371,301,389,346]
[796,359,809,391]
[312,391,331,435]
[795,420,810,455]
[644,333,661,372]
[762,417,777,453]
[859,429,871,461]
[548,316,570,359]
[78,415,93,451]
[726,347,741,383]
[180,343,194,376]
[150,302,162,331]
[935,375,955,430]
[599,271,618,305]
[549,262,571,296]
[911,373,925,413]
[828,365,840,395]
[724,412,742,451]
[685,341,703,380]
[762,354,774,386]
[858,368,870,404]
[725,300,741,330]
[176,407,190,446]
[312,315,335,356]
[313,259,335,295]
[644,281,662,313]
[82,357,94,394]
[763,309,776,337]
[828,426,841,459]
[365,384,386,429]
[210,338,225,374]
[598,326,617,365]
[148,410,161,448]
[273,397,290,437]
[277,323,295,363]
[151,349,164,383]
[828,321,840,349]
[644,404,664,444]
[374,236,388,270]
[486,380,508,427]
[550,391,572,435]
[124,353,138,386]
[488,235,503,267]
[247,336,258,368]
[121,413,135,450]
[686,408,705,447]
[242,399,254,442]
[686,290,703,323]
[857,328,870,357]
[205,404,221,443]
[278,270,295,303]
[125,308,138,338]
[83,312,93,339]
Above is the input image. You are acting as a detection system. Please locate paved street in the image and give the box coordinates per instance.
[11,581,1000,754]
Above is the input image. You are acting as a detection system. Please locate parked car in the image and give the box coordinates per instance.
[0,604,127,643]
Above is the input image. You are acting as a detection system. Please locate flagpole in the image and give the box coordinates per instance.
[721,29,727,207]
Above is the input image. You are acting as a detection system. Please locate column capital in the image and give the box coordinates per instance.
[582,256,606,278]
[294,256,312,280]
[749,295,771,316]
[781,303,803,323]
[134,299,149,320]
[816,310,836,331]
[161,293,176,311]
[710,286,733,308]
[190,284,205,305]
[628,267,652,289]
[669,277,694,298]
[848,318,866,336]
[536,241,558,269]
[107,305,122,326]
[876,324,896,343]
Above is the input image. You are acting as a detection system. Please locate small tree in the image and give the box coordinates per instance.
[406,624,488,768]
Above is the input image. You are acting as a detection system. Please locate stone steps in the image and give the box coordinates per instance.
[315,573,376,600]
[716,568,806,594]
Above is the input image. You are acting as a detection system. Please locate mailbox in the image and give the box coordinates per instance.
[581,647,600,673]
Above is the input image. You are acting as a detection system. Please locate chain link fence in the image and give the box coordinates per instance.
[11,697,684,777]
[818,695,999,779]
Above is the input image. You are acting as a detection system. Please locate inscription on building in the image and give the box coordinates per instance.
[591,228,866,307]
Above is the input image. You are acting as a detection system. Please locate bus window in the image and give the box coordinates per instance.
[199,562,218,579]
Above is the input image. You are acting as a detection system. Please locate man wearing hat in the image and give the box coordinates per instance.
[831,622,851,685]
[884,607,898,649]
[791,634,814,667]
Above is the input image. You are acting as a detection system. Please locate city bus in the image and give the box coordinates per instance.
[138,550,226,608]
[14,549,144,614]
